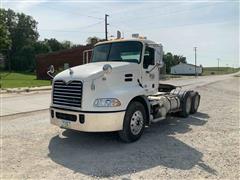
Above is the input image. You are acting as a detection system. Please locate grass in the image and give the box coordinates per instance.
[202,67,239,76]
[0,71,50,89]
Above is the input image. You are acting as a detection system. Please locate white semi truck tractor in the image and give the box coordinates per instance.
[49,38,200,142]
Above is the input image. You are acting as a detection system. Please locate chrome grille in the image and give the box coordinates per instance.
[53,80,82,108]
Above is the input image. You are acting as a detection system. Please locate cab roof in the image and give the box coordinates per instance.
[95,38,157,46]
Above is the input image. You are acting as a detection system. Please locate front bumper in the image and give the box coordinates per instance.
[50,107,125,132]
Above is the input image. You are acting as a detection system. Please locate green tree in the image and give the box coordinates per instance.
[173,55,186,64]
[44,38,64,52]
[86,36,104,45]
[163,52,173,74]
[1,8,76,71]
[0,24,11,51]
[0,24,11,69]
[1,8,39,71]
[163,52,187,74]
[33,41,51,55]
[0,9,12,69]
[62,40,73,49]
[12,44,35,71]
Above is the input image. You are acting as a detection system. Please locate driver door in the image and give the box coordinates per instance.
[141,46,158,94]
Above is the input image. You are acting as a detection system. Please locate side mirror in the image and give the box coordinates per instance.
[49,65,55,74]
[47,65,55,79]
[155,44,164,68]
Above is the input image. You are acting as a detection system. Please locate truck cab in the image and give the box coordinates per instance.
[50,38,200,142]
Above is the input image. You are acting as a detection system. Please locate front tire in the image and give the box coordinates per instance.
[118,101,146,143]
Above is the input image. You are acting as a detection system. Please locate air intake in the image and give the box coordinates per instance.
[53,80,83,108]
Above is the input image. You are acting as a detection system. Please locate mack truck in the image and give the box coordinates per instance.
[49,38,200,142]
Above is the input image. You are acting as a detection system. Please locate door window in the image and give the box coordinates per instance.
[143,47,155,69]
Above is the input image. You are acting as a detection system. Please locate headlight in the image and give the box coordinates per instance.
[94,98,121,107]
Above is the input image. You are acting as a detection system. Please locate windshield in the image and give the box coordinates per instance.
[92,41,142,63]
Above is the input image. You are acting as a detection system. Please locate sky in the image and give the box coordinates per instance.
[1,0,239,67]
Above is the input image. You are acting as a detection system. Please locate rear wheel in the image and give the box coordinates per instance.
[179,91,192,117]
[190,92,200,114]
[118,101,146,143]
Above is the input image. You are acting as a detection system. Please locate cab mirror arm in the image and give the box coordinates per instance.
[146,62,160,73]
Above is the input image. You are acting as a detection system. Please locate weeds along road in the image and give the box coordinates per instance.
[1,74,239,179]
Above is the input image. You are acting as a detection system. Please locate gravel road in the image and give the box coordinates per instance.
[1,75,239,179]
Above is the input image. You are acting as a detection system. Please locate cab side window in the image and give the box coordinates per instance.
[143,47,155,69]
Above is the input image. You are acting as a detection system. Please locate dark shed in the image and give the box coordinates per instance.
[36,45,92,79]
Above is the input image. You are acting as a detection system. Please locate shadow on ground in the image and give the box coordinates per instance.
[48,112,216,177]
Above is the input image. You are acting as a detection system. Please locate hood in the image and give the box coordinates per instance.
[54,61,138,82]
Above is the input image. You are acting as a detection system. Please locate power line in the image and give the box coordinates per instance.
[158,3,217,18]
[110,3,219,33]
[11,20,104,33]
[116,19,234,33]
[110,3,174,19]
[78,20,104,29]
[40,30,104,33]
[41,4,104,20]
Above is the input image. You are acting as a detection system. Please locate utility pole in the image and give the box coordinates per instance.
[194,47,197,77]
[105,14,109,41]
[217,58,220,72]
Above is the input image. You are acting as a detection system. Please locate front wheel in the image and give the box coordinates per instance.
[118,101,146,143]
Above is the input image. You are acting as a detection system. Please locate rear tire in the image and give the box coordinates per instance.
[118,101,146,143]
[179,91,192,118]
[190,92,200,114]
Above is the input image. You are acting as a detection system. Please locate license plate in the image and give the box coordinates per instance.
[60,120,71,129]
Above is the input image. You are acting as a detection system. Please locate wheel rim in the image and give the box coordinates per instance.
[194,95,199,110]
[130,110,144,135]
[186,97,191,114]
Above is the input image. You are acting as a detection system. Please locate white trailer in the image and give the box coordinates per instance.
[49,38,200,142]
